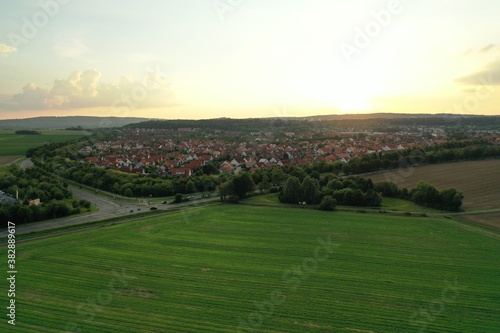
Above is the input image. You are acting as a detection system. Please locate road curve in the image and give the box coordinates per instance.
[0,185,219,236]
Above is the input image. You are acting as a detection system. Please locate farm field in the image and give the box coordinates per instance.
[0,155,23,166]
[459,212,500,231]
[2,205,499,332]
[366,159,500,212]
[0,130,90,157]
[245,193,441,214]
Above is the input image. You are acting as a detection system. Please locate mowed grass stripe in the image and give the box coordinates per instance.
[2,205,499,332]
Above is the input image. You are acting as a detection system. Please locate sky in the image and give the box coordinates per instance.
[0,0,500,120]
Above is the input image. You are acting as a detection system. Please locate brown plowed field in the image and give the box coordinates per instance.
[367,159,500,229]
[0,155,22,165]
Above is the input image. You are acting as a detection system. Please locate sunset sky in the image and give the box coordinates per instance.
[1,0,499,120]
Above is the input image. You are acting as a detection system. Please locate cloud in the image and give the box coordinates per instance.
[0,69,173,111]
[478,44,497,54]
[0,44,16,56]
[456,58,500,85]
[464,44,500,55]
[51,69,101,98]
[11,84,50,109]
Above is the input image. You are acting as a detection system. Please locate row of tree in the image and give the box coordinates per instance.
[341,141,500,176]
[125,116,500,133]
[279,175,382,208]
[277,175,463,212]
[0,199,91,227]
[39,157,221,198]
[0,165,92,227]
[375,181,464,211]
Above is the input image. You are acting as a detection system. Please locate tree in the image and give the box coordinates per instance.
[79,200,91,209]
[410,182,440,208]
[218,181,235,202]
[365,189,382,206]
[327,178,344,191]
[319,196,336,211]
[374,181,399,197]
[290,167,307,182]
[301,176,321,204]
[271,168,287,185]
[124,188,133,197]
[218,181,234,201]
[202,163,218,175]
[16,205,33,224]
[257,174,271,193]
[279,176,302,204]
[310,171,320,180]
[174,193,184,204]
[439,188,463,211]
[232,173,256,199]
[185,180,196,193]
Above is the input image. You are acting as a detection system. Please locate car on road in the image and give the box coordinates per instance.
[161,201,168,204]
[150,206,158,210]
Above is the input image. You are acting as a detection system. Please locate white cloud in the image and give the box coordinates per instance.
[0,44,16,56]
[1,69,173,111]
[456,58,500,85]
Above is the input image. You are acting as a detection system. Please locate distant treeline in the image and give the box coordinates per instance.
[124,118,311,133]
[323,116,500,131]
[26,140,80,158]
[340,140,500,176]
[65,125,85,131]
[125,116,500,132]
[15,130,41,135]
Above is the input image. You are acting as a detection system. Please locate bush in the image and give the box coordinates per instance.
[319,196,336,211]
[173,193,183,204]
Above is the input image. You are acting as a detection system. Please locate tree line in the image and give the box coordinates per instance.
[0,165,91,227]
[338,140,500,176]
[375,181,463,211]
[15,130,41,135]
[39,156,222,198]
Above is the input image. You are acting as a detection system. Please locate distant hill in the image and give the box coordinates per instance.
[125,113,500,132]
[300,113,486,121]
[0,116,152,130]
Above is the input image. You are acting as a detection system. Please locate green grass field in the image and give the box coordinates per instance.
[2,205,499,332]
[245,193,440,214]
[0,130,90,156]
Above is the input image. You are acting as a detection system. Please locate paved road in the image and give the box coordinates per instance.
[0,185,219,236]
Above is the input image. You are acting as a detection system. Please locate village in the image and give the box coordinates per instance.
[80,126,482,177]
